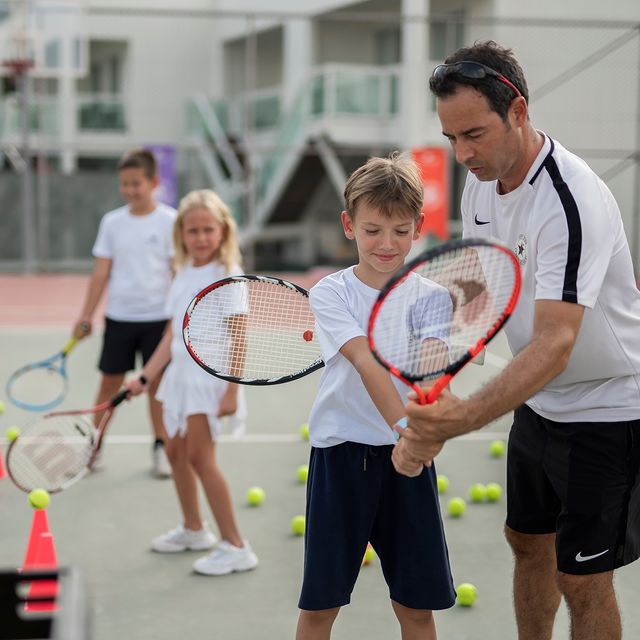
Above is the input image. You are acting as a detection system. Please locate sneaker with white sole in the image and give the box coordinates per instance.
[151,524,217,553]
[193,540,259,576]
[152,442,172,478]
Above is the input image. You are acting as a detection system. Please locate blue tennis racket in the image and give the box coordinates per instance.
[5,329,87,412]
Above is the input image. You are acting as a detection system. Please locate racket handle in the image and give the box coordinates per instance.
[111,389,130,407]
[393,416,407,441]
[61,337,78,355]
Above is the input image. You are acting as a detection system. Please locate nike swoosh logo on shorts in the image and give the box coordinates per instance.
[575,549,609,562]
[474,213,490,225]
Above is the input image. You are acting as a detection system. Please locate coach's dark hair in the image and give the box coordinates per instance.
[429,41,529,121]
[117,148,157,179]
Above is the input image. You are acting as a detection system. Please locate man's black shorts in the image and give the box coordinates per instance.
[98,317,168,374]
[507,404,640,575]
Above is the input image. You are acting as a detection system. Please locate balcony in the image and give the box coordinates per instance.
[77,94,126,132]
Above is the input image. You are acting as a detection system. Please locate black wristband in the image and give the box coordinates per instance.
[139,374,148,386]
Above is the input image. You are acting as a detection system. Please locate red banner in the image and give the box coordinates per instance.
[411,147,449,240]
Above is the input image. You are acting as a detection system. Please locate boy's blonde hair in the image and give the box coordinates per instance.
[173,189,242,271]
[343,153,424,221]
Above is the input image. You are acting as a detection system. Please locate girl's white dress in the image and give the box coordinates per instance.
[156,261,247,439]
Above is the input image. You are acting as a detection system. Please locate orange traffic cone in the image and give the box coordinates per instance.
[0,442,6,479]
[24,531,58,612]
[22,508,51,568]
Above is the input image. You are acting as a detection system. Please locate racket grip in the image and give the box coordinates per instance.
[393,416,407,441]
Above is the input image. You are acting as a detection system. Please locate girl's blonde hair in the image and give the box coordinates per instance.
[173,189,242,271]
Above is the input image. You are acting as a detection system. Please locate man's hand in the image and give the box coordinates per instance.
[72,320,91,340]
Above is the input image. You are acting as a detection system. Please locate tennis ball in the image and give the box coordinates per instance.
[0,400,5,415]
[28,488,50,510]
[362,543,376,566]
[246,486,266,506]
[448,497,466,517]
[436,474,449,494]
[489,439,506,458]
[296,464,309,484]
[468,483,488,503]
[456,582,478,606]
[291,515,306,536]
[299,423,309,441]
[303,330,313,342]
[486,482,503,502]
[6,426,21,442]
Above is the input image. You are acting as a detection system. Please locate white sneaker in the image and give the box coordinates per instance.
[152,443,172,478]
[151,524,217,553]
[193,540,259,576]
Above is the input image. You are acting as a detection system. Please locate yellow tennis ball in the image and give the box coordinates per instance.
[437,474,449,494]
[299,423,309,441]
[456,582,478,606]
[28,488,50,510]
[489,439,506,458]
[6,426,21,442]
[291,515,306,536]
[246,486,266,506]
[448,497,466,517]
[486,482,503,502]
[296,464,309,484]
[468,483,488,503]
[362,543,376,566]
[0,400,5,415]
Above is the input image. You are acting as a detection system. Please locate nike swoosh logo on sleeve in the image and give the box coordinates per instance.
[474,214,491,225]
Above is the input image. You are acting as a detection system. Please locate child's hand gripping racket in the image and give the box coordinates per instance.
[5,323,90,412]
[5,389,129,493]
[183,275,324,385]
[367,237,521,435]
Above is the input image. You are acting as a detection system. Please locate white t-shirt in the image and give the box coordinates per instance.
[92,203,176,321]
[308,267,432,448]
[156,261,247,438]
[462,133,640,421]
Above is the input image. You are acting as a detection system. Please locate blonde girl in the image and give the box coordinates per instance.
[127,189,258,575]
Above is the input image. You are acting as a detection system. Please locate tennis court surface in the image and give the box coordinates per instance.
[1,275,639,639]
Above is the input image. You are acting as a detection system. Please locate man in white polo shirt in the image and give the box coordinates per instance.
[392,41,640,640]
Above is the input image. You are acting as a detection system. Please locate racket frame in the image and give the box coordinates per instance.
[5,389,130,493]
[5,337,78,412]
[183,274,325,385]
[368,237,521,405]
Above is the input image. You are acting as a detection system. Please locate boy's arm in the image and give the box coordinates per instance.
[73,257,112,339]
[126,324,172,396]
[341,336,423,476]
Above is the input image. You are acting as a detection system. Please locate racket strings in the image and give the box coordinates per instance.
[372,246,518,379]
[7,415,95,492]
[186,281,321,381]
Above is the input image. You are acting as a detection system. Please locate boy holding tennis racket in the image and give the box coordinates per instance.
[395,41,640,640]
[296,155,455,639]
[72,148,176,478]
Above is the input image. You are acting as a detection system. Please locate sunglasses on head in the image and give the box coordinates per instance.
[431,60,522,99]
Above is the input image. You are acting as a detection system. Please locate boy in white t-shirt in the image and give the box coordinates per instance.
[295,155,455,640]
[72,148,176,477]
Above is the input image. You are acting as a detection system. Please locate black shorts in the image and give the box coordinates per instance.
[98,317,168,375]
[506,404,640,575]
[298,441,455,611]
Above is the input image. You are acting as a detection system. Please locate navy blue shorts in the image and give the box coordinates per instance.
[298,441,455,611]
[98,317,168,374]
[507,404,640,575]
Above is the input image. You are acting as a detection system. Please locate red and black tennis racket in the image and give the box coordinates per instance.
[6,390,129,493]
[183,275,324,385]
[368,237,521,422]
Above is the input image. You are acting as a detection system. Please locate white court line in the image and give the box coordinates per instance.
[0,431,510,447]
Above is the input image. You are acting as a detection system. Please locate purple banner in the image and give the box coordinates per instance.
[146,144,178,208]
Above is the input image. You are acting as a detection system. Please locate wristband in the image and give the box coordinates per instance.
[139,374,148,386]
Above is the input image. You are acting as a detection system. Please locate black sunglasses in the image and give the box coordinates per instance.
[431,61,522,99]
